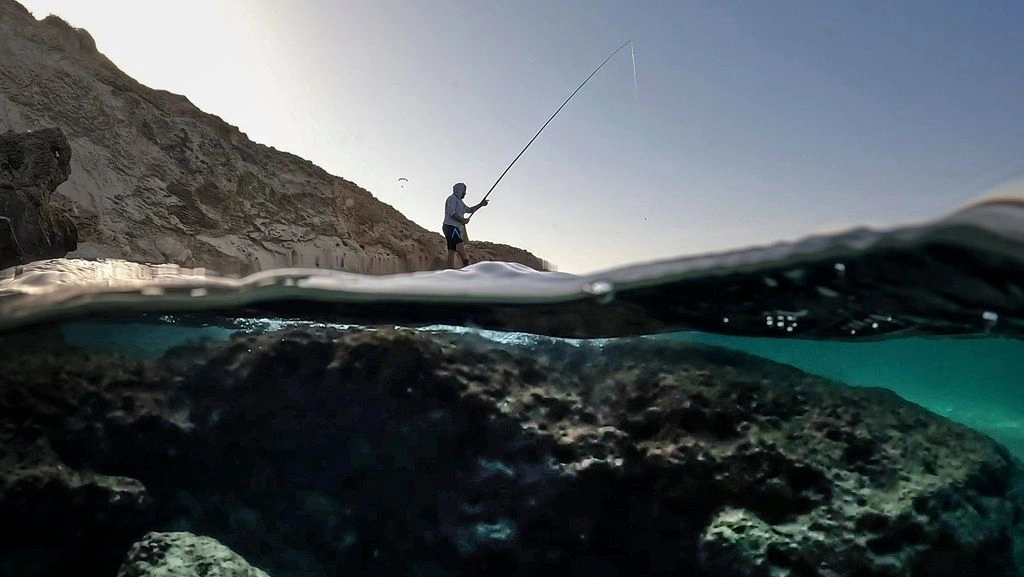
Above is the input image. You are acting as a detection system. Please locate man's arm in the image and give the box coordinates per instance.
[448,202,470,223]
[448,209,471,224]
[467,199,489,214]
[451,198,487,223]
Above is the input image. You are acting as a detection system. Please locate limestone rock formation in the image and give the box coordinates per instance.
[118,532,271,577]
[0,127,77,267]
[0,0,546,274]
[0,324,1022,577]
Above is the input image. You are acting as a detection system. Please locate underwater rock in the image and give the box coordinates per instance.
[0,127,77,268]
[0,326,1022,576]
[0,340,158,576]
[0,465,153,576]
[117,532,271,577]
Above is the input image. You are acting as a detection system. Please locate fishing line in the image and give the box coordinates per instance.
[480,39,634,204]
[631,40,639,106]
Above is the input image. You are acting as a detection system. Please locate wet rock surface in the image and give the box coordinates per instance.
[0,127,77,268]
[117,532,271,577]
[0,326,1022,577]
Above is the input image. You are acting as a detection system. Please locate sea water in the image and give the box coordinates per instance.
[2,197,1024,576]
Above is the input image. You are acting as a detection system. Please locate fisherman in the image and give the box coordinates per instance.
[442,182,488,268]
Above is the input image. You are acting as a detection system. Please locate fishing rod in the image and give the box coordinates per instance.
[480,39,634,204]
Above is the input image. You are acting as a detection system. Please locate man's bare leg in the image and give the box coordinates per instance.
[456,243,471,267]
[447,250,457,269]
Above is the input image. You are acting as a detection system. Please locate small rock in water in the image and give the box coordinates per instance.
[117,532,270,577]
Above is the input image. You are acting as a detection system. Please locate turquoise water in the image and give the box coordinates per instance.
[671,332,1024,457]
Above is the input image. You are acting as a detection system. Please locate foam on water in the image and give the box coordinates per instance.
[2,196,1023,338]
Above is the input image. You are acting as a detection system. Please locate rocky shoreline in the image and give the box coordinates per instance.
[1,325,1022,576]
[0,0,547,274]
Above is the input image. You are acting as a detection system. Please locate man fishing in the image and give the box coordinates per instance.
[437,41,631,269]
[442,182,488,268]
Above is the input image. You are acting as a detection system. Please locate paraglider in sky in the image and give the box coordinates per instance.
[398,177,408,189]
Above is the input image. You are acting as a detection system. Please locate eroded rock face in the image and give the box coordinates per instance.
[0,127,77,267]
[0,326,1022,577]
[117,532,271,577]
[0,0,547,274]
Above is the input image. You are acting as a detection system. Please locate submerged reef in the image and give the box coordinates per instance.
[1,326,1022,577]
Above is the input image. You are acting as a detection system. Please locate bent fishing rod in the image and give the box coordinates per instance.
[480,39,633,205]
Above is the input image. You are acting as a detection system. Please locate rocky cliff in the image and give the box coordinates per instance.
[0,0,547,275]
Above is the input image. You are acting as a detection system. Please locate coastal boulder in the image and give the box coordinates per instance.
[0,127,77,268]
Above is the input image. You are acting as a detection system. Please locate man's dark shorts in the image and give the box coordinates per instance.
[442,224,463,250]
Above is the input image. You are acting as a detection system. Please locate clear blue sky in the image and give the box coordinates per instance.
[18,0,1024,273]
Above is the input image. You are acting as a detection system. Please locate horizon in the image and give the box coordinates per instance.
[13,0,1024,274]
